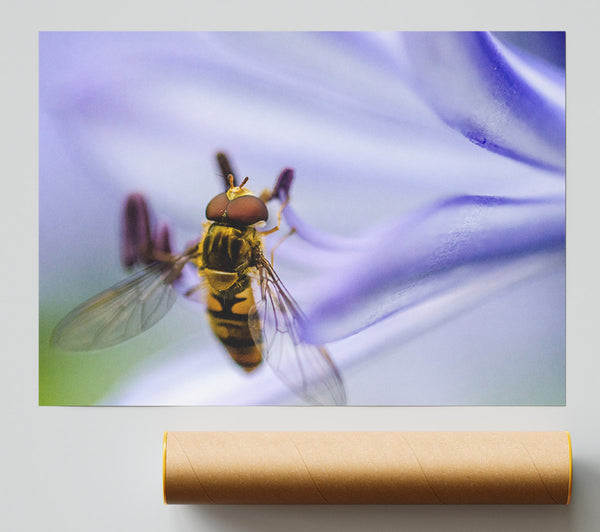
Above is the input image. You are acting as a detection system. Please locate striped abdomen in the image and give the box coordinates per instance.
[201,223,263,372]
[206,279,262,372]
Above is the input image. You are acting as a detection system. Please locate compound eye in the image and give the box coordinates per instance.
[205,193,230,221]
[227,195,269,225]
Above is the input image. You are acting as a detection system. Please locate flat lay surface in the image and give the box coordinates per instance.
[3,2,599,531]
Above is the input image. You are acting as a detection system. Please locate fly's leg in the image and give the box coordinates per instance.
[259,195,290,236]
[183,283,204,302]
[270,228,296,266]
[258,167,297,262]
[260,197,297,266]
[259,167,295,237]
[259,168,294,204]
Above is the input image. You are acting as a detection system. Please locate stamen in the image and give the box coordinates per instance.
[216,152,236,189]
[121,193,175,268]
[153,222,172,255]
[121,193,153,268]
[272,168,294,201]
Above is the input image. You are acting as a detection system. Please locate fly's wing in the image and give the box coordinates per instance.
[248,256,346,406]
[51,252,196,351]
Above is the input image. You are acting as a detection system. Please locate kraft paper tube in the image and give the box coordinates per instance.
[163,431,572,505]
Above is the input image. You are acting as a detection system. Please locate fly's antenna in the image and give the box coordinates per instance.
[227,174,248,189]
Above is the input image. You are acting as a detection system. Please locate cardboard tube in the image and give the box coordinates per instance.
[163,431,572,505]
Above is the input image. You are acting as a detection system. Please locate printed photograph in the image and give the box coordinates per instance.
[39,32,565,405]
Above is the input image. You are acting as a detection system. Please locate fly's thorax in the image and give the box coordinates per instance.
[202,224,254,271]
[201,223,261,291]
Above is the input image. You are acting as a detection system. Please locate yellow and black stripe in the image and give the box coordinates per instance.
[206,281,262,372]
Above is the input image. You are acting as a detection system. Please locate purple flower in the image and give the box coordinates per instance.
[40,32,565,405]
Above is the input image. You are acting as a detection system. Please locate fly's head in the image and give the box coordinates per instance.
[205,175,269,227]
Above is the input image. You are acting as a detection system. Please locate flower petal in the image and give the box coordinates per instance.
[300,194,565,344]
[41,32,563,236]
[403,32,565,172]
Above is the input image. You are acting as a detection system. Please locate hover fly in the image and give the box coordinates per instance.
[51,153,346,405]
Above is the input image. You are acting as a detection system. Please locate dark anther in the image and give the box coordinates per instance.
[121,193,154,269]
[272,168,294,202]
[153,222,172,255]
[121,193,175,268]
[216,152,237,189]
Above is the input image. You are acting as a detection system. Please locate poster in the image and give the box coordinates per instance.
[39,32,565,405]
